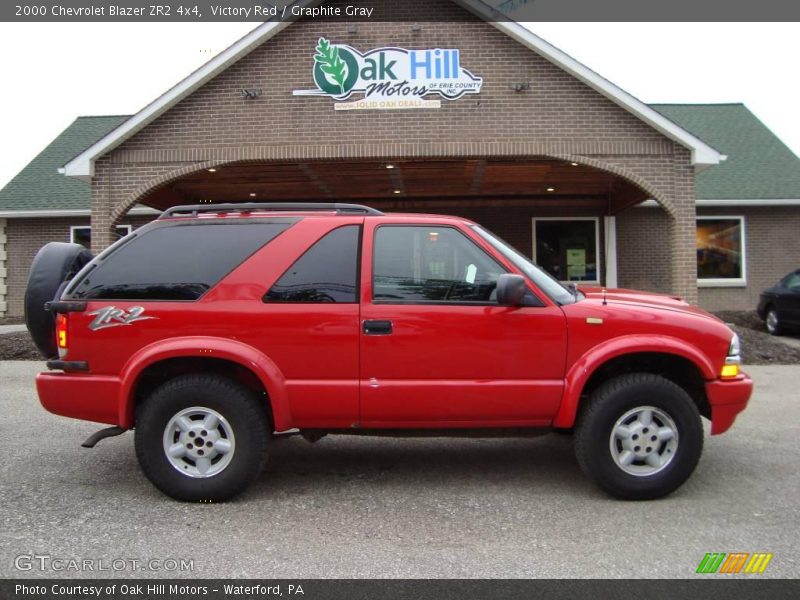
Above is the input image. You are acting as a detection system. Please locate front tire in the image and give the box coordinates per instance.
[765,307,782,335]
[574,373,703,500]
[135,374,270,502]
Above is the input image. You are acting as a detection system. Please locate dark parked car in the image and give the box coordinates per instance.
[757,269,800,335]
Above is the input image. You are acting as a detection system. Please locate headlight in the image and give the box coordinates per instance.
[728,333,741,357]
[721,333,741,378]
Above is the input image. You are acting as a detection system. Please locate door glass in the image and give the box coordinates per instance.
[535,219,599,283]
[372,226,506,303]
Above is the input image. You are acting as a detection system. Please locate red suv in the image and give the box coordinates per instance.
[25,203,752,501]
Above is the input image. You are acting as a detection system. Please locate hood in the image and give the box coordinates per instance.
[578,286,720,320]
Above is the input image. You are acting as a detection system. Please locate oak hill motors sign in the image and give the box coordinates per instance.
[293,37,484,110]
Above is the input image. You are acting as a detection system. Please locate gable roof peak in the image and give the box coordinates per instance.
[62,0,724,180]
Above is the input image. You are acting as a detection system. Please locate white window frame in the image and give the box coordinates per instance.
[696,215,747,288]
[70,224,132,245]
[532,217,602,285]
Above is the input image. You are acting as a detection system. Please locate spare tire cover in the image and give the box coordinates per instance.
[24,242,93,358]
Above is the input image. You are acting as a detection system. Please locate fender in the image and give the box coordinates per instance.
[552,334,717,429]
[117,336,290,430]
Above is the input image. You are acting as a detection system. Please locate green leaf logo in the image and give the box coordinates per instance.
[314,37,348,95]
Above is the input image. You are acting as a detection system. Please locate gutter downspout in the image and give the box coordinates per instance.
[0,219,7,316]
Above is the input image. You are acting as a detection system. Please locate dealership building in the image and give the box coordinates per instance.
[1,0,800,317]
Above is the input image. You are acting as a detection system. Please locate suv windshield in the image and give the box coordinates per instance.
[472,225,577,305]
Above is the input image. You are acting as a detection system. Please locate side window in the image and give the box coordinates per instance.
[264,225,360,303]
[372,226,507,304]
[69,222,292,301]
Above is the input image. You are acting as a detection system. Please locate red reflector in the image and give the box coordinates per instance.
[56,314,68,349]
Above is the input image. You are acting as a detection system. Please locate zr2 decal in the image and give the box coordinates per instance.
[87,306,157,331]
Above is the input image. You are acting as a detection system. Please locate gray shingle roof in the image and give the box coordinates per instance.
[652,103,800,199]
[0,116,128,212]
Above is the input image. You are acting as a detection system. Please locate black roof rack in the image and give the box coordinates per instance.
[158,202,384,219]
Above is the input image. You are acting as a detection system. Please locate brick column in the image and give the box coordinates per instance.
[669,155,698,305]
[90,177,115,255]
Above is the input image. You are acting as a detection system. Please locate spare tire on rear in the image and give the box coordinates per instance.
[24,242,93,358]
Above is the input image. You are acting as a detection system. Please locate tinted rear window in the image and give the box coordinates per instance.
[264,225,360,303]
[70,222,292,301]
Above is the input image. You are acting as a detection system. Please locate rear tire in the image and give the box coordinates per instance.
[574,373,703,500]
[135,374,270,502]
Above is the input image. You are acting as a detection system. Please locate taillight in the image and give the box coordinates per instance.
[56,314,68,350]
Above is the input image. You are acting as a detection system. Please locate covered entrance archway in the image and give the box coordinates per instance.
[108,156,665,291]
[131,158,652,212]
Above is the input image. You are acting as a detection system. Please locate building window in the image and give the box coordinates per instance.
[70,225,132,249]
[696,217,746,286]
[533,218,600,284]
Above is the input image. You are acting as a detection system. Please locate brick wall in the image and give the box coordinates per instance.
[616,206,672,294]
[113,23,669,154]
[4,215,153,317]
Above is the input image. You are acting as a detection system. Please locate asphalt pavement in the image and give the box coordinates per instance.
[0,361,798,579]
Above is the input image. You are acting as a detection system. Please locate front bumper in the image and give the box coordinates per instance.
[36,371,121,425]
[705,372,754,435]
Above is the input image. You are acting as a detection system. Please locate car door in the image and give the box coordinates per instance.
[358,219,567,427]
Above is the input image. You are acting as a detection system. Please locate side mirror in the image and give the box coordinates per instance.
[496,274,527,306]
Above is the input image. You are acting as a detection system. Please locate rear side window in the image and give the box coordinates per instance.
[264,225,360,303]
[70,222,291,301]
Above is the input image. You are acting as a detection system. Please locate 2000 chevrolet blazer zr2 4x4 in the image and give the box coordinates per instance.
[25,203,753,502]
